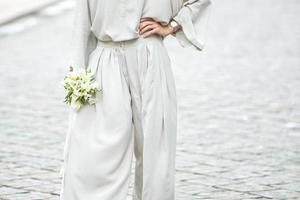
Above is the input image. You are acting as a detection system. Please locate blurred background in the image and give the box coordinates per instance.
[0,0,299,199]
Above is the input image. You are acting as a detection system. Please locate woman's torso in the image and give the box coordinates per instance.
[88,0,182,42]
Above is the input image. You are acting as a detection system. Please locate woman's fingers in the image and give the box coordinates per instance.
[138,17,169,37]
[142,27,159,38]
[139,20,156,32]
[139,20,152,31]
[139,23,157,35]
[140,17,154,22]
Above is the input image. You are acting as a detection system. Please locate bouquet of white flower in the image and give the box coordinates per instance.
[62,66,101,112]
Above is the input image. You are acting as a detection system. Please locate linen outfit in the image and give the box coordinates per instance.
[60,0,211,199]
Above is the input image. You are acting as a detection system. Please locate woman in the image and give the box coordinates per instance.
[60,0,211,199]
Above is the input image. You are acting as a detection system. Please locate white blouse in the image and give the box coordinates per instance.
[70,0,211,68]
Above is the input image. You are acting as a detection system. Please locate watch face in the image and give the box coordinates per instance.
[171,21,177,28]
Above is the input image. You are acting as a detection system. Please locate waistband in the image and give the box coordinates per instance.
[96,35,164,49]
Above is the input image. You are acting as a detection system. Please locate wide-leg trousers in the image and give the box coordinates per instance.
[60,35,177,200]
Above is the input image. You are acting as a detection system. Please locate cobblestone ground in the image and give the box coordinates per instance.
[0,0,300,199]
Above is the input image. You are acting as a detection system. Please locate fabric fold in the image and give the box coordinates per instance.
[59,110,76,199]
[172,0,212,51]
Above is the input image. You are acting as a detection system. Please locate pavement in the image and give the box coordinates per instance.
[0,0,60,25]
[0,0,300,199]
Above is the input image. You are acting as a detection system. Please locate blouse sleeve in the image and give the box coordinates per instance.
[172,0,212,51]
[69,0,96,69]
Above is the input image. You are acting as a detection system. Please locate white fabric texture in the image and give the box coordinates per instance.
[173,0,212,50]
[60,36,177,200]
[69,0,211,69]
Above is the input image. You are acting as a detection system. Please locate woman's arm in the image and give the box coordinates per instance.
[171,0,212,51]
[138,0,211,51]
[69,0,96,69]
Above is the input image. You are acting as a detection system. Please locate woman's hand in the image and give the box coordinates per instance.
[138,17,174,38]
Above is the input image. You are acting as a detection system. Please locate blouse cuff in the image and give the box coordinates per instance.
[172,0,211,51]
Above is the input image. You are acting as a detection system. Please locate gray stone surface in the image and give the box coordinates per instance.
[0,0,60,25]
[0,0,300,199]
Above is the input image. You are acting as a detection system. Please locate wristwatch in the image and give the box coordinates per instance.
[170,19,180,33]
